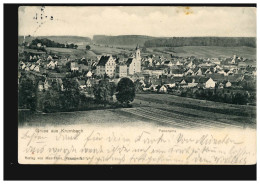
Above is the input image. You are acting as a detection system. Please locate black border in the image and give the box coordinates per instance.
[4,3,257,180]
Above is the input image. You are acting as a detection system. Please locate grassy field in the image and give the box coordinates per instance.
[45,47,97,59]
[90,44,132,55]
[149,46,256,59]
[19,93,255,129]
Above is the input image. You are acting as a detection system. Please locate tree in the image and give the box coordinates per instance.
[86,45,91,50]
[116,78,135,106]
[134,79,143,92]
[93,79,111,106]
[60,78,81,111]
[18,75,37,111]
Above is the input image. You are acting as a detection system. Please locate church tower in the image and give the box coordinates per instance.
[135,44,141,61]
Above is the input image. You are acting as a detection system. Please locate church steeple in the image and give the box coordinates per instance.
[136,44,140,50]
[135,44,141,61]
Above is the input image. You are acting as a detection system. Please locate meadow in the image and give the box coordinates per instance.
[148,46,256,59]
[19,93,255,129]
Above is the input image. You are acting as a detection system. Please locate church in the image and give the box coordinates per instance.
[125,45,141,75]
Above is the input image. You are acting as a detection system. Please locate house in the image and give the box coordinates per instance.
[86,71,93,78]
[78,80,86,90]
[34,65,40,72]
[56,78,64,91]
[71,62,79,71]
[150,78,162,91]
[170,69,184,77]
[185,68,194,76]
[199,77,216,88]
[116,64,127,78]
[21,63,26,70]
[185,77,200,88]
[47,55,53,61]
[218,83,224,89]
[206,73,225,83]
[37,43,42,48]
[194,68,203,76]
[126,58,141,76]
[38,81,44,91]
[225,81,232,88]
[163,60,174,67]
[162,78,176,88]
[78,64,89,72]
[231,55,236,64]
[176,61,183,66]
[96,55,116,78]
[44,79,52,90]
[47,60,57,70]
[30,64,36,71]
[159,85,168,93]
[86,78,97,88]
[131,72,145,81]
[186,61,193,68]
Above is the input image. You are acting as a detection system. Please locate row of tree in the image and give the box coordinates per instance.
[18,73,136,112]
[171,88,255,105]
[30,38,78,49]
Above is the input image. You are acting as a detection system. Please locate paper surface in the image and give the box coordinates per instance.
[18,125,256,165]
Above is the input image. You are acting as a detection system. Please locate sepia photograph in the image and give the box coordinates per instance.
[17,5,256,165]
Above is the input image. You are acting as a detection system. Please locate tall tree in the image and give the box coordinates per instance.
[60,78,81,110]
[18,74,37,110]
[93,79,111,106]
[86,45,91,50]
[116,77,135,106]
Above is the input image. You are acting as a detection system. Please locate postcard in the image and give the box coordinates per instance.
[18,6,256,164]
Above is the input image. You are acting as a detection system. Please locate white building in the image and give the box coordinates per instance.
[96,55,116,78]
[125,45,141,75]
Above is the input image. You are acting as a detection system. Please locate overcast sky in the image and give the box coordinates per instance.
[18,6,256,38]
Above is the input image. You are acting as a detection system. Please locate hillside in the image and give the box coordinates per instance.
[148,46,256,60]
[18,36,91,45]
[144,37,256,48]
[92,35,157,47]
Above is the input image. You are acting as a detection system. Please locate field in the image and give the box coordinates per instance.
[81,45,257,60]
[90,44,133,55]
[19,93,256,129]
[45,47,97,59]
[148,46,256,60]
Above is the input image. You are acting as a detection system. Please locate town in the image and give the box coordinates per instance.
[18,38,256,115]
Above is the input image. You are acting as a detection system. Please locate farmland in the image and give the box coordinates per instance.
[148,46,256,60]
[45,47,97,59]
[19,93,255,129]
[81,45,256,60]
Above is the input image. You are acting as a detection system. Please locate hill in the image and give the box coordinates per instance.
[144,37,256,48]
[18,36,91,45]
[148,46,256,60]
[92,35,157,47]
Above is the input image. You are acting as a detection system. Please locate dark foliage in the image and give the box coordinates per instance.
[116,77,135,105]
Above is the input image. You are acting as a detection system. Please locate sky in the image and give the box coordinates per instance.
[18,6,256,38]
